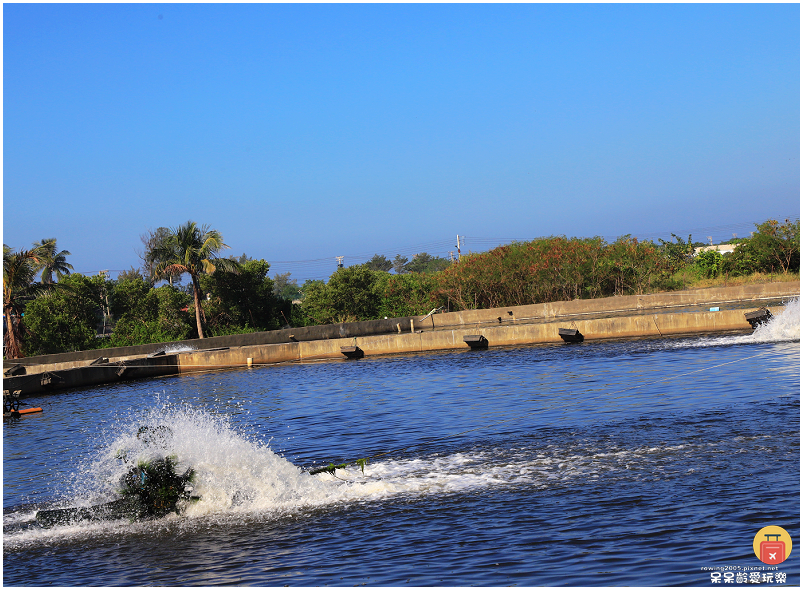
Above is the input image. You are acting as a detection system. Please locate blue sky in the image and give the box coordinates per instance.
[4,3,799,283]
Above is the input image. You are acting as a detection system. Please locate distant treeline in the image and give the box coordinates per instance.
[301,219,800,322]
[4,218,799,358]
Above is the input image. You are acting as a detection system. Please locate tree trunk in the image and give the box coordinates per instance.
[4,308,23,359]
[191,274,205,339]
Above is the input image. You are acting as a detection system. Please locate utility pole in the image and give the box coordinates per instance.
[449,251,454,262]
[336,256,344,269]
[456,235,462,262]
[98,270,111,336]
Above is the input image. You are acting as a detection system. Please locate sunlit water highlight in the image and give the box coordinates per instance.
[4,299,799,585]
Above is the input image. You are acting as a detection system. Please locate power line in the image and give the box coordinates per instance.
[75,214,800,283]
[466,213,800,249]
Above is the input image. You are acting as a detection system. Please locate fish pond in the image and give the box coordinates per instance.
[3,301,800,586]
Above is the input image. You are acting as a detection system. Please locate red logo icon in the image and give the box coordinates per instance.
[753,526,792,565]
[760,534,786,565]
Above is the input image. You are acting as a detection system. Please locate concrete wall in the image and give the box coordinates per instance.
[5,304,780,399]
[6,280,797,397]
[285,307,763,361]
[168,307,769,372]
[8,281,797,373]
[416,281,800,330]
[175,342,301,372]
[3,317,417,369]
[3,354,180,397]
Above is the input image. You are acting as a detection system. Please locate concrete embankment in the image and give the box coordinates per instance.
[178,306,780,369]
[4,282,798,398]
[412,281,800,331]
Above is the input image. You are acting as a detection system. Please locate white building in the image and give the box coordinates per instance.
[693,243,737,255]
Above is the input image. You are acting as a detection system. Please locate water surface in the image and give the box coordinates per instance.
[4,302,800,585]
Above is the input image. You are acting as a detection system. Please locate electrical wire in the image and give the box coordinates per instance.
[73,214,800,283]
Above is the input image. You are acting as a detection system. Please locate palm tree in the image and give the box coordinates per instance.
[153,221,238,339]
[32,238,73,284]
[3,244,49,358]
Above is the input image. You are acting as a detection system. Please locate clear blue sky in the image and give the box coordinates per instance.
[4,3,799,283]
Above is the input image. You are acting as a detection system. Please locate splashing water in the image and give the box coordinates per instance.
[750,296,800,341]
[6,398,722,547]
[67,403,344,516]
[7,402,511,542]
[156,343,197,354]
[5,403,346,545]
[5,299,797,549]
[670,296,800,348]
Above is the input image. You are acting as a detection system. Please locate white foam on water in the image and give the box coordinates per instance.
[157,343,196,354]
[669,297,800,348]
[5,300,797,551]
[6,396,760,551]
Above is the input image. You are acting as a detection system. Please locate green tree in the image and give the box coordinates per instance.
[140,227,181,286]
[229,253,253,264]
[3,244,49,358]
[273,271,302,301]
[375,272,440,318]
[721,240,759,276]
[392,254,409,274]
[721,219,800,276]
[109,275,153,320]
[301,266,382,324]
[658,234,696,272]
[365,254,393,272]
[200,259,281,334]
[23,273,107,356]
[144,287,191,341]
[31,238,73,284]
[117,267,145,282]
[694,249,723,278]
[151,221,239,339]
[753,218,800,273]
[405,252,451,274]
[108,278,193,346]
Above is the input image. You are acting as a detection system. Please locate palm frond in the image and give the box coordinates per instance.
[209,257,240,274]
[4,244,53,358]
[31,238,73,283]
[144,221,233,338]
[160,263,190,277]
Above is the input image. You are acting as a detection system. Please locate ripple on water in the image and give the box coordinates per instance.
[3,302,799,585]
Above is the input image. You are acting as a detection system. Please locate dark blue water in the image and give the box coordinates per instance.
[4,307,800,586]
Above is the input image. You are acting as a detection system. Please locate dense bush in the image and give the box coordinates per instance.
[432,236,672,310]
[694,250,723,278]
[300,266,443,324]
[375,272,440,318]
[301,266,382,324]
[404,253,451,274]
[297,237,677,320]
[721,219,800,276]
[107,279,194,347]
[199,259,283,335]
[23,274,107,356]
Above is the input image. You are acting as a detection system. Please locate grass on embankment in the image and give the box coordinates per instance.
[667,269,800,291]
